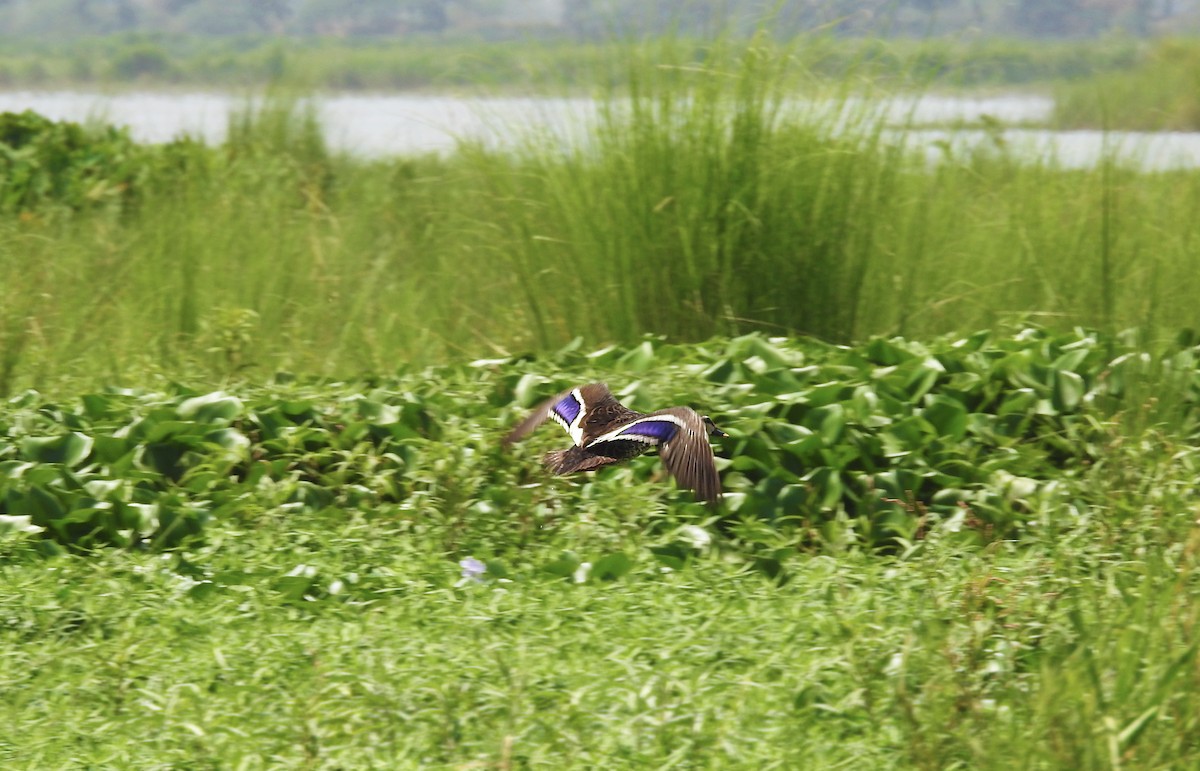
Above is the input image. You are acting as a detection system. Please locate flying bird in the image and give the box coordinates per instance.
[503,383,727,503]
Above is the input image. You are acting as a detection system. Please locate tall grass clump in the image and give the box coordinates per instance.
[5,33,1200,393]
[459,33,1200,351]
[0,98,479,393]
[461,35,904,346]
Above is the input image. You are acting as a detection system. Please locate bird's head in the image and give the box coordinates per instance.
[701,415,728,438]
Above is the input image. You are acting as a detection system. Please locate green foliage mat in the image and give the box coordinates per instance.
[3,326,1197,556]
[0,110,146,215]
[2,327,1200,767]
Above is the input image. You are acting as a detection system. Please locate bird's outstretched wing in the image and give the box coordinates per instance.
[586,408,722,503]
[503,383,618,448]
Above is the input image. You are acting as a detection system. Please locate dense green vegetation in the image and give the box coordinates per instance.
[1052,37,1200,130]
[5,32,1200,129]
[0,34,1147,92]
[2,35,1199,767]
[9,328,1196,553]
[3,39,1200,396]
[3,330,1199,766]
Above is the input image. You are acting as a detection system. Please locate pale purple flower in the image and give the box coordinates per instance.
[459,557,486,583]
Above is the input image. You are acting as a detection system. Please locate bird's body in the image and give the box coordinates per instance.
[503,383,726,503]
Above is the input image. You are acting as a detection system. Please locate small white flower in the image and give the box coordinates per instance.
[573,562,592,584]
[680,525,712,550]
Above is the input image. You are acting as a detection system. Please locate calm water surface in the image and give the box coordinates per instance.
[2,90,1199,170]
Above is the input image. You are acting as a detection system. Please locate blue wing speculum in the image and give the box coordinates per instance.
[587,414,686,448]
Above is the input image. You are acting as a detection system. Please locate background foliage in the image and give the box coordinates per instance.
[0,0,1195,39]
[2,29,1200,769]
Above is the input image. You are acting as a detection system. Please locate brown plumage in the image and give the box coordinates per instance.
[503,383,727,503]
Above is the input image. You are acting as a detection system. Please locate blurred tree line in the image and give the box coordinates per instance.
[0,0,1195,39]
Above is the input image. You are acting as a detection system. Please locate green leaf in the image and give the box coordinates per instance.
[617,341,655,372]
[514,373,549,407]
[1117,706,1159,751]
[1052,370,1085,412]
[806,404,845,445]
[904,357,944,400]
[542,551,581,578]
[177,392,243,423]
[20,432,93,467]
[649,544,688,571]
[802,467,844,510]
[591,552,633,581]
[921,395,968,441]
[0,514,43,534]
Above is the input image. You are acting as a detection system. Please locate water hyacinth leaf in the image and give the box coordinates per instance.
[0,514,43,534]
[83,478,125,500]
[650,544,688,571]
[751,552,791,585]
[352,397,400,424]
[484,559,510,579]
[287,482,334,511]
[279,399,316,418]
[275,564,318,601]
[177,392,243,423]
[777,483,808,512]
[138,442,191,481]
[121,502,159,536]
[591,552,633,581]
[81,393,114,419]
[731,454,770,473]
[141,419,200,444]
[1052,348,1090,374]
[998,388,1038,416]
[865,337,913,366]
[883,416,935,454]
[0,460,32,479]
[20,432,93,467]
[617,340,656,372]
[25,485,67,524]
[802,467,844,510]
[700,358,736,383]
[153,502,209,547]
[206,428,251,458]
[921,395,968,441]
[92,434,133,465]
[932,487,970,507]
[514,373,549,407]
[804,381,848,407]
[806,404,845,445]
[744,335,796,368]
[904,358,945,401]
[1052,370,1085,412]
[542,550,582,578]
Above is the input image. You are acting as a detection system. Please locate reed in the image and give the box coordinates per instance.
[3,36,1200,393]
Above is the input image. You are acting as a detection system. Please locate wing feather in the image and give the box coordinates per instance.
[503,383,618,448]
[655,408,722,503]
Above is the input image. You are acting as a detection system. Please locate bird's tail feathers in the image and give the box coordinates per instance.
[543,446,619,474]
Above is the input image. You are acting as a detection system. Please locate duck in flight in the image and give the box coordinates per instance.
[503,383,727,503]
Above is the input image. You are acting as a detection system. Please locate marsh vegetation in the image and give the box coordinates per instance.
[2,33,1199,768]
